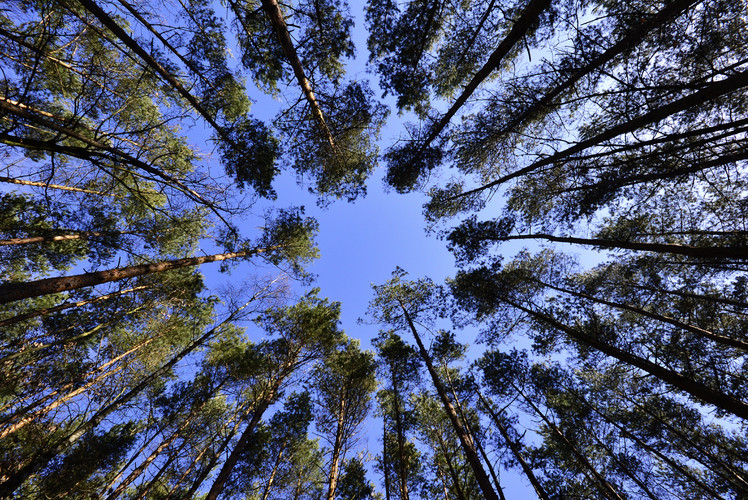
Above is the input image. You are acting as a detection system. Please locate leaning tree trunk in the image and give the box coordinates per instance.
[397,299,499,500]
[0,246,274,304]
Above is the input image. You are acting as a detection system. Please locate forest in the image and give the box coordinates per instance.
[1,0,747,498]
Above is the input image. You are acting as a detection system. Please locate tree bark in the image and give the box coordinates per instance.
[515,385,625,500]
[0,285,149,328]
[259,0,337,153]
[0,300,252,497]
[530,276,748,352]
[476,391,550,500]
[418,0,552,154]
[0,246,273,304]
[494,232,748,261]
[397,300,499,500]
[455,68,748,199]
[503,296,748,420]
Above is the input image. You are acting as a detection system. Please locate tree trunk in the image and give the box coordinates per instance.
[0,175,119,197]
[397,300,499,500]
[0,229,136,247]
[382,417,391,500]
[503,296,748,420]
[0,285,150,328]
[0,300,252,497]
[530,276,748,351]
[259,0,337,153]
[391,374,410,500]
[456,67,748,198]
[476,391,550,500]
[495,232,748,261]
[516,386,625,500]
[418,0,552,154]
[492,0,697,141]
[205,354,299,500]
[0,247,272,304]
[326,398,347,500]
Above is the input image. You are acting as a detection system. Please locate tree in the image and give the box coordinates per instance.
[313,338,377,500]
[368,269,500,500]
[374,331,424,500]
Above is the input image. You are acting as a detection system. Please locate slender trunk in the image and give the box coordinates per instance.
[204,354,299,500]
[164,404,248,500]
[326,397,347,500]
[476,391,550,500]
[75,0,232,146]
[599,280,748,312]
[433,431,467,500]
[0,285,149,328]
[259,0,337,153]
[261,439,288,500]
[397,300,499,500]
[516,386,625,500]
[494,232,748,260]
[502,296,748,420]
[102,422,164,496]
[623,394,748,491]
[1,331,156,439]
[135,448,180,500]
[0,230,136,247]
[584,421,659,500]
[0,175,119,197]
[531,277,748,351]
[0,246,273,304]
[391,373,410,500]
[0,97,218,213]
[455,68,748,199]
[2,304,147,362]
[418,0,551,154]
[435,462,452,500]
[105,378,226,500]
[581,391,728,499]
[491,0,697,141]
[381,417,392,500]
[444,369,505,500]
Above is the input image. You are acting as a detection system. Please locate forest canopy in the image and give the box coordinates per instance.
[1,0,748,498]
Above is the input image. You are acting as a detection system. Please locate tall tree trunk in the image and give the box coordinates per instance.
[502,296,748,420]
[530,276,748,351]
[397,299,499,500]
[326,398,347,500]
[444,368,505,500]
[0,229,136,246]
[0,175,120,197]
[205,354,299,500]
[476,391,550,500]
[494,232,748,261]
[0,246,274,304]
[382,418,391,500]
[515,385,625,500]
[455,68,748,199]
[417,0,552,154]
[259,0,337,153]
[391,374,410,500]
[492,0,698,141]
[261,439,288,500]
[0,285,150,328]
[579,389,728,499]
